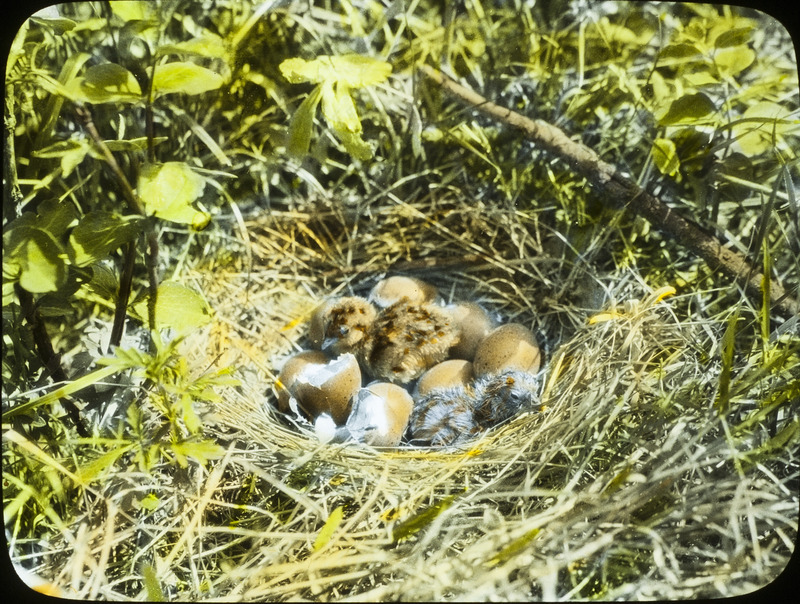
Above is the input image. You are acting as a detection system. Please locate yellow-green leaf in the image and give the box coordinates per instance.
[68,63,142,104]
[650,138,680,176]
[110,1,153,22]
[138,493,160,512]
[152,62,224,97]
[732,102,800,156]
[68,211,144,267]
[279,54,391,88]
[321,80,360,133]
[104,137,169,152]
[141,564,166,602]
[132,280,212,333]
[714,26,753,49]
[138,162,210,226]
[287,85,322,156]
[714,45,755,77]
[313,506,344,551]
[158,34,228,60]
[168,439,224,467]
[657,93,716,126]
[76,445,134,483]
[3,221,68,294]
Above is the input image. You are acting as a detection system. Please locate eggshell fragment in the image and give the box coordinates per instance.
[289,353,362,424]
[446,302,497,360]
[368,276,438,308]
[413,359,474,399]
[473,323,541,377]
[346,382,414,447]
[275,350,330,412]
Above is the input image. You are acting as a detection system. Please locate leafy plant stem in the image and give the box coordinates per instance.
[109,241,137,349]
[74,102,160,339]
[14,285,89,436]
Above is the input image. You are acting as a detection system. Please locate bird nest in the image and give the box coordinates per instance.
[139,187,795,600]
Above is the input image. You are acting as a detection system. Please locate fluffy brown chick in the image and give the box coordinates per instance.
[362,300,458,384]
[310,296,377,356]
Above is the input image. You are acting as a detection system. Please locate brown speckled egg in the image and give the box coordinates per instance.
[346,382,414,447]
[446,302,497,360]
[289,353,362,424]
[413,359,474,399]
[275,350,331,412]
[368,276,438,308]
[473,323,541,378]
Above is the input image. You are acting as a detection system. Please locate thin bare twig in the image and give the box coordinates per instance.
[420,66,800,318]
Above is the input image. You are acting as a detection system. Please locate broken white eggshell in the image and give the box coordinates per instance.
[275,349,330,413]
[280,352,362,424]
[473,323,541,378]
[345,382,414,447]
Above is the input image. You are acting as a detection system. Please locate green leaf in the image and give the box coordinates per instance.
[650,138,680,176]
[715,309,740,415]
[103,137,169,152]
[168,439,224,467]
[141,564,166,602]
[3,200,76,293]
[3,228,67,293]
[714,46,755,77]
[131,280,213,333]
[84,263,119,301]
[715,26,753,49]
[138,493,160,512]
[68,211,145,267]
[158,34,228,59]
[279,54,391,88]
[320,80,360,133]
[68,62,142,104]
[30,16,77,34]
[391,494,457,543]
[732,102,800,156]
[152,62,224,97]
[657,93,716,126]
[76,444,134,483]
[658,42,702,60]
[313,506,344,551]
[138,162,210,227]
[110,1,154,22]
[287,85,322,157]
[486,527,541,567]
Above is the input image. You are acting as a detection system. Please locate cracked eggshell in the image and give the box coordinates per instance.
[473,323,541,377]
[291,353,362,424]
[368,276,438,308]
[275,350,330,412]
[346,382,414,447]
[413,359,474,399]
[446,302,497,360]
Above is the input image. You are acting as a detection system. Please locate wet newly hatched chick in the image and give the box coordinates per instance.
[309,296,377,356]
[408,370,540,447]
[471,370,541,430]
[363,300,459,384]
[407,386,481,447]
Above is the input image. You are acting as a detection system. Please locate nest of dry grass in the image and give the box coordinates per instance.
[54,188,784,601]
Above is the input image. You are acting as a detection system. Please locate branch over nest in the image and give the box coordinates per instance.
[420,66,799,319]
